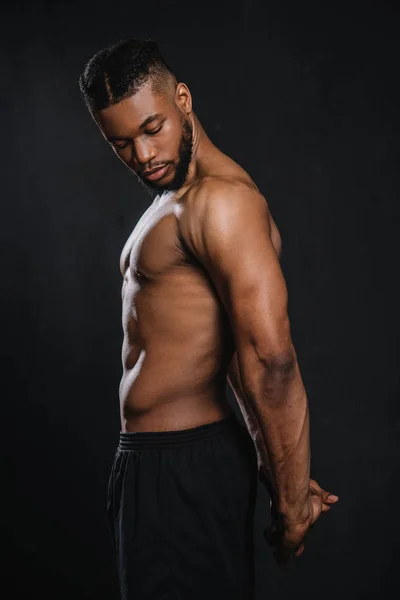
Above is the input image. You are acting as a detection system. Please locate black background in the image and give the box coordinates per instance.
[1,0,399,598]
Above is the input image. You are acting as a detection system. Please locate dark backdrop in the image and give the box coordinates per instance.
[1,1,399,598]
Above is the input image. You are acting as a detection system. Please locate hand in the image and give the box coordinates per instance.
[263,478,339,567]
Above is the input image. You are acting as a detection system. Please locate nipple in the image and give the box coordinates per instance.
[134,267,146,281]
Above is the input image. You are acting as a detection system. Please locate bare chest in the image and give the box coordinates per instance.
[119,194,186,286]
[119,195,282,287]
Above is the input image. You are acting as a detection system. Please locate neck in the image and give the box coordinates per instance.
[179,112,218,193]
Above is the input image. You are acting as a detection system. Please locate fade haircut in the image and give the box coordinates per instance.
[78,38,176,113]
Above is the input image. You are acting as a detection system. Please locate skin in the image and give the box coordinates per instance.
[94,75,338,566]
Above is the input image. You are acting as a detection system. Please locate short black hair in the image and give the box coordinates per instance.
[78,38,175,113]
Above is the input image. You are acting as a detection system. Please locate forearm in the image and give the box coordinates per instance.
[230,350,311,524]
[227,352,273,481]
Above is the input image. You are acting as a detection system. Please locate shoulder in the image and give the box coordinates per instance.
[181,176,270,231]
[178,176,271,263]
[188,176,267,211]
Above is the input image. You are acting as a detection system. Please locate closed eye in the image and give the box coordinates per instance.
[111,124,163,149]
[146,124,163,135]
[114,142,129,150]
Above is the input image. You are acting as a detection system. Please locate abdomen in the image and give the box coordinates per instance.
[119,266,234,431]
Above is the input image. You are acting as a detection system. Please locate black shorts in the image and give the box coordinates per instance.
[107,412,258,600]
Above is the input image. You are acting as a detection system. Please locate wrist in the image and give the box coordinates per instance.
[278,500,312,529]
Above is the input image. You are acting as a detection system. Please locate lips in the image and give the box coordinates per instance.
[142,164,169,181]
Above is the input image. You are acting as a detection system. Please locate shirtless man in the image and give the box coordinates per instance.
[79,39,338,600]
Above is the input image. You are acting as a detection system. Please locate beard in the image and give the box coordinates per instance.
[139,118,193,195]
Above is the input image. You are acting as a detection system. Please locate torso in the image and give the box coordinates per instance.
[119,152,282,432]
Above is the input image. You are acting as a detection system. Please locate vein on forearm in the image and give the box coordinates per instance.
[227,351,272,471]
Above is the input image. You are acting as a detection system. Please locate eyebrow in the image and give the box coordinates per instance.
[139,113,163,129]
[107,113,163,141]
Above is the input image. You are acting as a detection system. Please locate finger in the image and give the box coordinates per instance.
[318,492,339,504]
[310,480,330,500]
[320,503,331,513]
[326,494,339,503]
[295,543,305,557]
[310,480,339,504]
[309,479,323,495]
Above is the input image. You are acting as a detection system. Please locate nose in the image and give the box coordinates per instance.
[133,138,157,168]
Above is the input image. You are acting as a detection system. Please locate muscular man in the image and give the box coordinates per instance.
[79,39,338,599]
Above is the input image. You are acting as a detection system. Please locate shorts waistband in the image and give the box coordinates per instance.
[118,412,242,450]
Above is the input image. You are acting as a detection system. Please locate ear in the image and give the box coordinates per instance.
[175,82,192,115]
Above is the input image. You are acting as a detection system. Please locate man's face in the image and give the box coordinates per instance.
[95,82,193,193]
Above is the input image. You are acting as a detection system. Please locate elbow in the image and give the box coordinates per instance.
[263,349,296,372]
[251,316,296,376]
[258,348,297,384]
[236,345,298,404]
[255,350,298,405]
